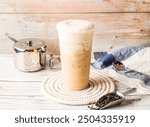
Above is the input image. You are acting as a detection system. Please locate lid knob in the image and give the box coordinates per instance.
[26,40,32,47]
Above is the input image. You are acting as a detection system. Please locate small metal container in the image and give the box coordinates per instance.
[13,38,47,72]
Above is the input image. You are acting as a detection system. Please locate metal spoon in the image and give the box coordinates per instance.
[88,87,137,110]
[5,33,18,43]
[112,60,125,71]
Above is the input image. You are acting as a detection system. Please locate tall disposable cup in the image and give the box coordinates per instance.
[56,20,94,90]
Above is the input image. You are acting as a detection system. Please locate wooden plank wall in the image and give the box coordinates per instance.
[0,0,150,54]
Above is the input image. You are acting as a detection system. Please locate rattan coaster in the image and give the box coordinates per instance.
[41,69,115,105]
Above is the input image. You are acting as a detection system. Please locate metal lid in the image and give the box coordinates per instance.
[13,38,45,51]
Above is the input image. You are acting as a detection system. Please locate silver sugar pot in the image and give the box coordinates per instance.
[6,34,47,72]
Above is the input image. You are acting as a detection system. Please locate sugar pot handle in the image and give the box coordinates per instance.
[39,45,47,68]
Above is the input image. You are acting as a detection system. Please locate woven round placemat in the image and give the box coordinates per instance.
[41,69,115,105]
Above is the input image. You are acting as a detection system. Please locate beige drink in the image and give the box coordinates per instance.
[56,20,94,90]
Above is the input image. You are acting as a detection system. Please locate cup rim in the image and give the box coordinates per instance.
[56,19,94,33]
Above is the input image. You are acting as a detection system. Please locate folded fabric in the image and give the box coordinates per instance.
[91,46,150,93]
[117,69,150,88]
[113,45,145,61]
[101,68,150,94]
[92,45,146,69]
[91,53,115,69]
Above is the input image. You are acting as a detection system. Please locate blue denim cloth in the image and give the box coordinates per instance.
[92,45,145,69]
[91,53,115,69]
[113,45,145,61]
[91,45,150,87]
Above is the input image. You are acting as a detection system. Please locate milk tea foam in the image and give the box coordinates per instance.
[56,20,94,90]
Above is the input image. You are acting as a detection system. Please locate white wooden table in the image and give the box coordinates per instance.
[0,54,150,110]
[0,0,149,110]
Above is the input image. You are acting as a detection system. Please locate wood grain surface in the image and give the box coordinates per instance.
[0,0,150,54]
[0,0,150,109]
[0,13,150,54]
[0,54,150,110]
[0,0,150,13]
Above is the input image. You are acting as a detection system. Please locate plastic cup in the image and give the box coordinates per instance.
[56,20,94,90]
